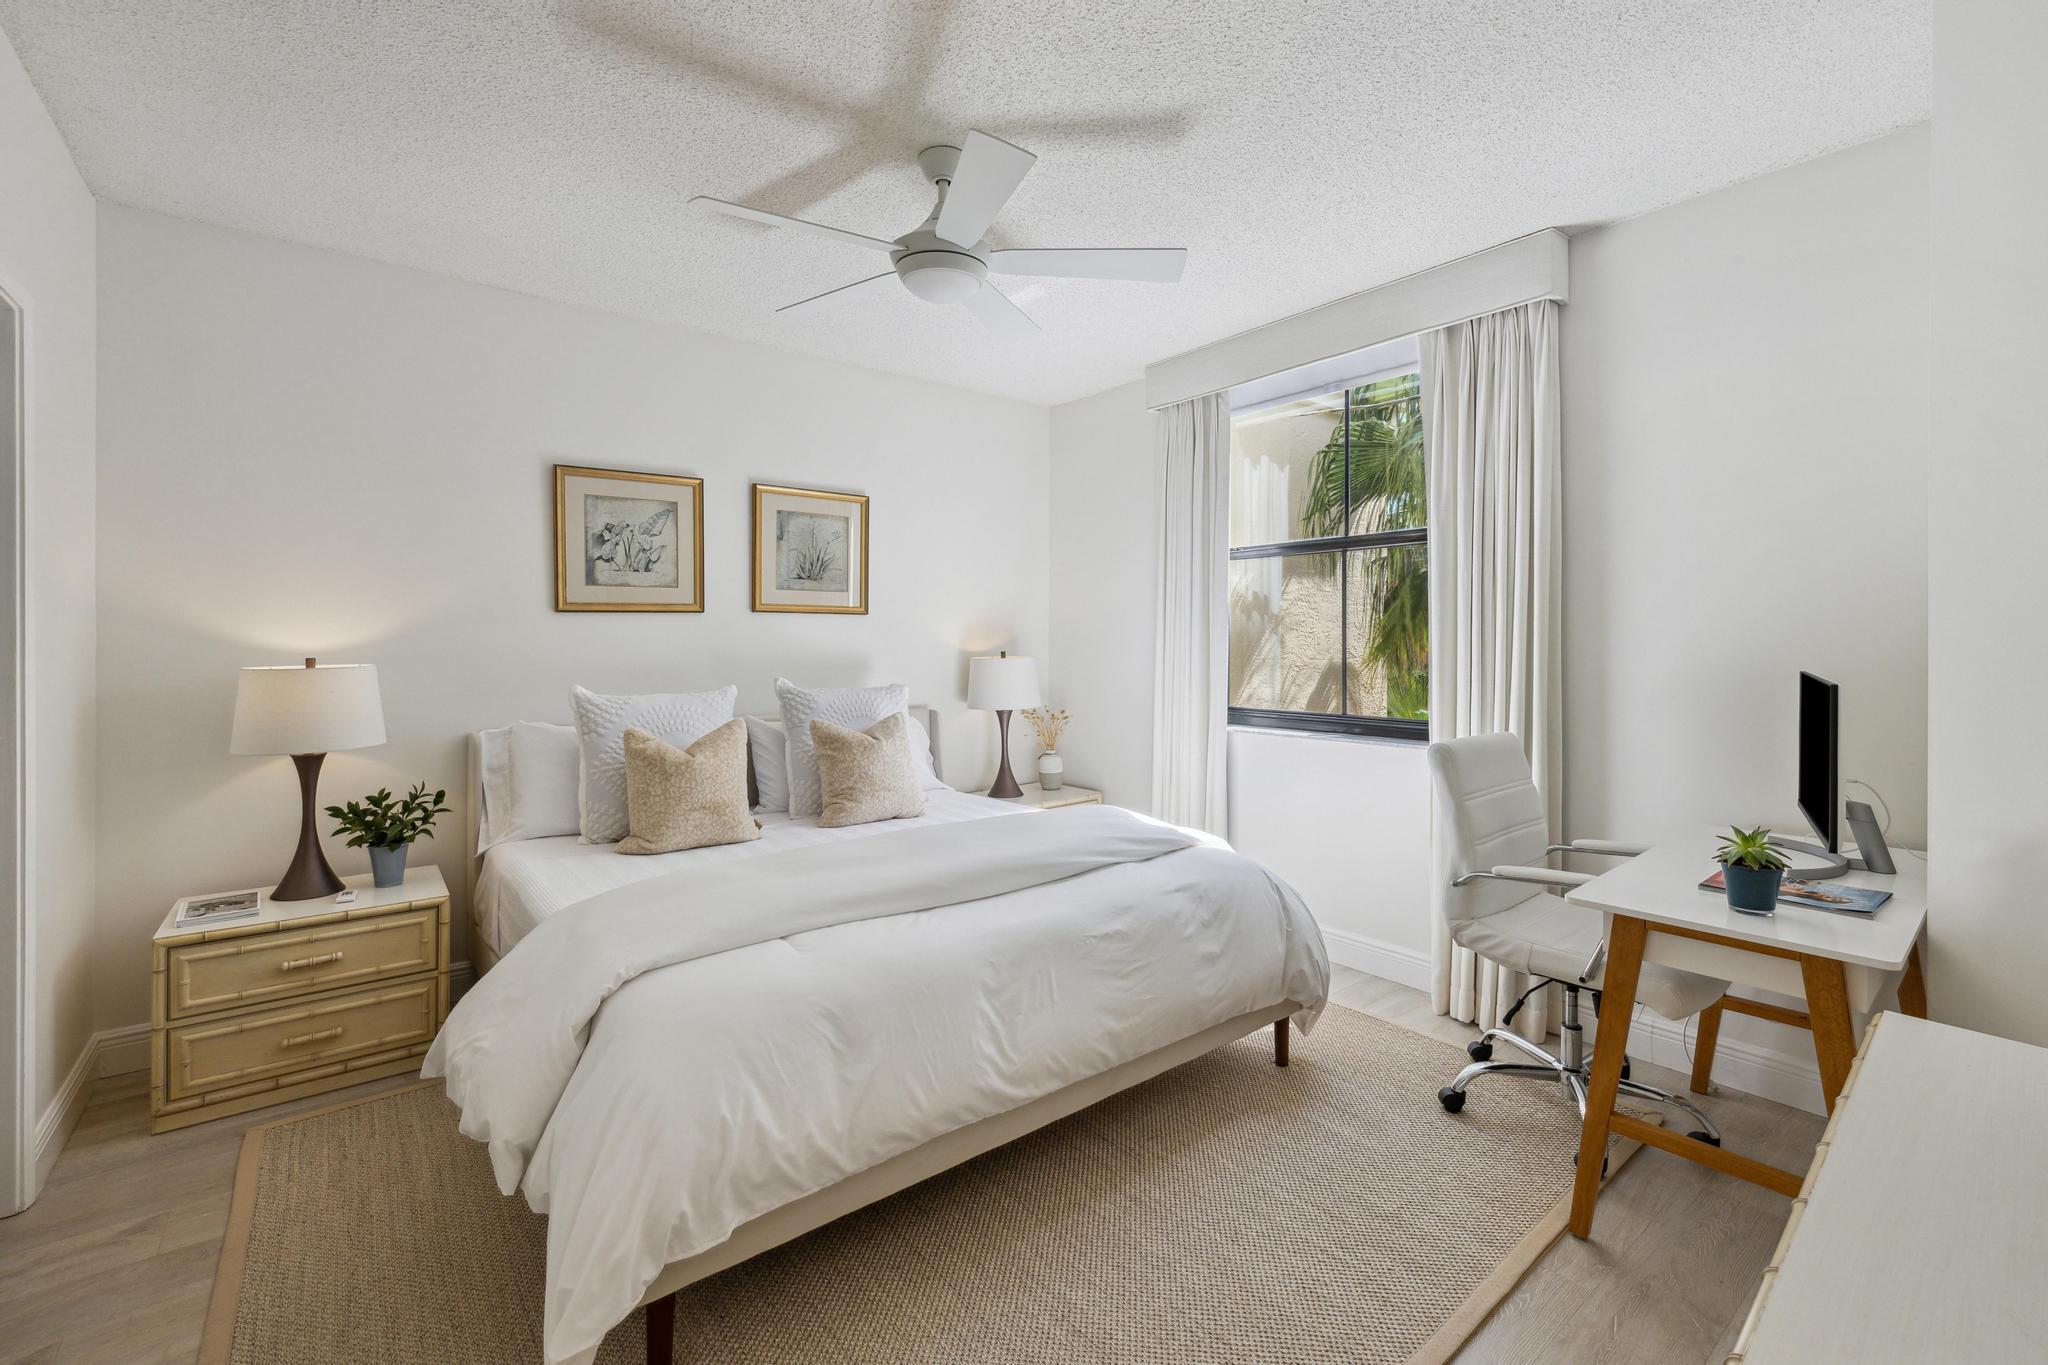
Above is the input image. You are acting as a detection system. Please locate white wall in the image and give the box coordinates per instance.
[0,25,97,1206]
[94,205,1049,1036]
[1046,381,1153,806]
[1562,125,1930,1103]
[1927,1,2048,1046]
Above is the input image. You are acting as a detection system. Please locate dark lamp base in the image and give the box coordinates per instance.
[273,752,344,902]
[986,709,1025,799]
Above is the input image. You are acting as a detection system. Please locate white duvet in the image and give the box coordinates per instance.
[428,806,1329,1364]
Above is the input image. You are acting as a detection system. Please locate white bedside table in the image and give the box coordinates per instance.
[1010,782,1103,810]
[149,866,450,1133]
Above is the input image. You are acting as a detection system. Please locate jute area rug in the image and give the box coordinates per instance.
[201,1004,1644,1364]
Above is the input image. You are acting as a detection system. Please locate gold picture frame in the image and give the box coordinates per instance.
[554,464,705,612]
[751,483,869,614]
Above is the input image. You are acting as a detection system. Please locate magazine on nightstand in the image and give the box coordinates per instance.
[1697,870,1892,915]
[173,887,263,928]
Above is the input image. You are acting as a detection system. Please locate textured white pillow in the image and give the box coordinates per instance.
[572,685,738,842]
[476,721,582,850]
[745,716,789,813]
[775,679,910,819]
[904,711,947,792]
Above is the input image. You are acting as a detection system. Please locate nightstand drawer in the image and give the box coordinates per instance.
[166,905,440,1020]
[165,979,438,1101]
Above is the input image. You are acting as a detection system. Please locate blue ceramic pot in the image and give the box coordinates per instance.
[1722,862,1783,915]
[369,842,410,889]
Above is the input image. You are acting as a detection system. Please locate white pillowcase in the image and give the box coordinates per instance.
[748,710,944,814]
[572,685,738,843]
[776,679,915,819]
[476,721,582,851]
[745,716,790,813]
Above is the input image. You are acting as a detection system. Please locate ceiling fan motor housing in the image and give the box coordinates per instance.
[891,225,989,305]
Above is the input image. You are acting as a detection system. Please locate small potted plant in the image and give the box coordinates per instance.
[1716,825,1790,915]
[326,782,451,888]
[1021,706,1070,791]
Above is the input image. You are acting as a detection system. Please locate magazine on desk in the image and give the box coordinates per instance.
[1697,870,1892,915]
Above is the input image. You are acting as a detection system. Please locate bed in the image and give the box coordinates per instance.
[437,710,1330,1365]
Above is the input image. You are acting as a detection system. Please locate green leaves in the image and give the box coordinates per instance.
[325,780,451,849]
[1716,824,1790,872]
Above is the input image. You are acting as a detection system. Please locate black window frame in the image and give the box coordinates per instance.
[1226,377,1428,743]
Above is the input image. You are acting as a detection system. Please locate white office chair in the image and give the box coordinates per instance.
[1428,733,1724,1145]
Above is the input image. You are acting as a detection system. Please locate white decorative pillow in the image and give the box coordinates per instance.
[812,714,926,828]
[904,711,947,792]
[745,716,789,813]
[476,721,582,850]
[776,678,910,819]
[571,684,738,843]
[617,721,760,855]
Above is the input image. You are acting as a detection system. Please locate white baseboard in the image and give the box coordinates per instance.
[31,1033,97,1193]
[94,1023,151,1079]
[1321,926,1433,992]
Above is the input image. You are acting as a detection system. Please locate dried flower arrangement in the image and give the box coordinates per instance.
[1020,706,1070,752]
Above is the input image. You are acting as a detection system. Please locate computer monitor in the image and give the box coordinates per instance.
[1797,670,1841,856]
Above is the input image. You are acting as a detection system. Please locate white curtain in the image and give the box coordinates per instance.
[1151,392,1231,836]
[1423,300,1563,1041]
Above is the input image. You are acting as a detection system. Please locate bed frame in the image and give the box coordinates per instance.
[636,1001,1301,1364]
[457,709,1298,1363]
[460,705,944,978]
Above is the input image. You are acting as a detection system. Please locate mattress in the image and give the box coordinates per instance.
[474,786,1027,959]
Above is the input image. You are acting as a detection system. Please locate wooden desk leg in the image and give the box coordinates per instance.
[1799,955,1857,1113]
[1898,941,1929,1020]
[1690,998,1725,1094]
[1569,913,1646,1239]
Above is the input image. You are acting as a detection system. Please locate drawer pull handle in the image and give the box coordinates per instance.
[280,1026,344,1049]
[279,951,344,973]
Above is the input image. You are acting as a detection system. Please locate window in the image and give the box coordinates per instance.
[1227,372,1428,739]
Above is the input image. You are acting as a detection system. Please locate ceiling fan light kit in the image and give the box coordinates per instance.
[692,129,1188,336]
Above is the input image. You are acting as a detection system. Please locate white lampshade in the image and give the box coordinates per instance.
[230,660,386,756]
[967,653,1041,712]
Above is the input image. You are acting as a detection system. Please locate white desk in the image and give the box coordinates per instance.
[1562,834,1928,1236]
[1730,1013,2047,1363]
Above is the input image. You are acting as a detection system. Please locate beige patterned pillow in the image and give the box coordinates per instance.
[811,713,926,828]
[616,720,760,855]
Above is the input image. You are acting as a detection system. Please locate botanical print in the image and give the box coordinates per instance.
[585,495,679,588]
[776,510,850,592]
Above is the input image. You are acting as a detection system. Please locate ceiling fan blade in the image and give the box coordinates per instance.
[963,283,1040,339]
[776,272,896,313]
[989,248,1188,283]
[933,130,1036,248]
[690,196,897,252]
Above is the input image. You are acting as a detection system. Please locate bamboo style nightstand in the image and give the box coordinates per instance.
[149,866,450,1134]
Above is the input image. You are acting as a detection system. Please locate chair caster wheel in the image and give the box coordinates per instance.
[1687,1130,1721,1147]
[1571,1150,1611,1178]
[1621,1058,1631,1080]
[1438,1087,1467,1113]
[1466,1040,1493,1062]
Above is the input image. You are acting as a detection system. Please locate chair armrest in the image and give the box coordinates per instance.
[1565,838,1649,858]
[1452,864,1595,889]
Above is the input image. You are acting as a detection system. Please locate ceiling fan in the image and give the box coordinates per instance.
[690,130,1188,337]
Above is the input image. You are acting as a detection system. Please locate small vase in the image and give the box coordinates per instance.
[1722,862,1783,915]
[1037,751,1064,791]
[369,843,410,889]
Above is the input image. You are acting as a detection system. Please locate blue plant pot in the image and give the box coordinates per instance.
[1722,862,1784,915]
[369,843,410,889]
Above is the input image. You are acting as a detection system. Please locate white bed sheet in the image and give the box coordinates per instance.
[475,787,1024,959]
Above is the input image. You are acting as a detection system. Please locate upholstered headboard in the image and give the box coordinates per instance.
[462,705,942,972]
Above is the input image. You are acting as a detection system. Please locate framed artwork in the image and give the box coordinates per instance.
[554,464,704,612]
[752,483,869,614]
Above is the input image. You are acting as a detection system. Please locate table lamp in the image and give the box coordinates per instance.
[231,658,386,900]
[967,650,1039,800]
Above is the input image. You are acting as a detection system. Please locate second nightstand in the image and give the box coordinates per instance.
[1011,782,1104,810]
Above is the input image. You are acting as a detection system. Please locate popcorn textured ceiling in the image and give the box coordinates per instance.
[0,1,1928,406]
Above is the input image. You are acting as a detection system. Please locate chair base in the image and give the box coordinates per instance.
[1436,983,1722,1147]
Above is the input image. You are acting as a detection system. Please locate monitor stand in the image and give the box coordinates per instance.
[1773,838,1850,881]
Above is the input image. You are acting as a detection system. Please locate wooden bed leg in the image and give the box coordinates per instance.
[1273,1018,1289,1067]
[646,1291,675,1365]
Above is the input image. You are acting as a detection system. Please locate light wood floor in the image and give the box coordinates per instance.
[0,966,1821,1364]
